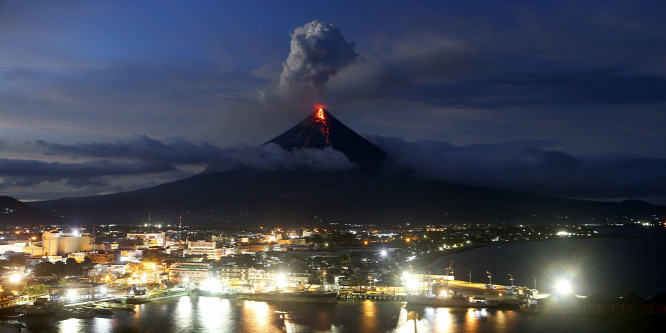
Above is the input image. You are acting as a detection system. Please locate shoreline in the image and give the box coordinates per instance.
[415,233,666,269]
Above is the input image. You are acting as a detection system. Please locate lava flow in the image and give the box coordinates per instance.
[311,108,331,145]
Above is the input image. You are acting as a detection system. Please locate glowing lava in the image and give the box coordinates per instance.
[310,108,331,145]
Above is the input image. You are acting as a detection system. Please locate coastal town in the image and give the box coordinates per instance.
[0,217,662,333]
[0,220,657,308]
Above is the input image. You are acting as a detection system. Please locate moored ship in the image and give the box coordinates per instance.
[242,291,339,304]
[406,294,499,308]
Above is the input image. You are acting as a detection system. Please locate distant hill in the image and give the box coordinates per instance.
[29,169,666,226]
[0,196,54,225]
[27,109,666,226]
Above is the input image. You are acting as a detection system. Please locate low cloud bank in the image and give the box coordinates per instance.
[371,136,666,203]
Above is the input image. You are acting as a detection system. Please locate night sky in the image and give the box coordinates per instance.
[2,1,666,204]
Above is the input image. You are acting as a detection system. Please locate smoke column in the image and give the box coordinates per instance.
[279,20,358,98]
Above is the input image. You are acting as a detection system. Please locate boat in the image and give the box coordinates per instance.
[98,302,135,310]
[196,289,237,298]
[70,308,93,319]
[2,319,27,329]
[55,308,73,319]
[406,294,499,308]
[93,308,113,316]
[242,291,339,304]
[519,298,542,313]
[127,288,192,303]
[15,301,56,315]
[125,296,151,304]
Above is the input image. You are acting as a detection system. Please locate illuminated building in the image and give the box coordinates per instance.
[187,240,223,259]
[0,242,27,257]
[47,283,108,302]
[169,262,211,284]
[42,230,94,256]
[126,232,166,247]
[22,244,44,257]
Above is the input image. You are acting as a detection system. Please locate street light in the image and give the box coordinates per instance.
[486,271,492,285]
[508,274,514,287]
[8,273,22,284]
[555,279,573,295]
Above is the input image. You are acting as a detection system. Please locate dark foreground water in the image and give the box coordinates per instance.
[431,231,666,297]
[9,234,666,333]
[12,297,666,333]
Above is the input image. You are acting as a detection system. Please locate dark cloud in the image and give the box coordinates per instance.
[35,136,353,171]
[0,137,353,197]
[37,135,228,165]
[393,68,666,109]
[0,158,173,190]
[370,136,666,203]
[325,36,479,100]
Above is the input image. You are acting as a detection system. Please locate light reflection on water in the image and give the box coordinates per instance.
[173,294,193,331]
[12,238,665,332]
[14,295,666,333]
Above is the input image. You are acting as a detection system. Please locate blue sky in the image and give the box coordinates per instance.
[1,0,666,204]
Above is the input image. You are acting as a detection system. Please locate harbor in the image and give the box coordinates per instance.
[4,293,666,333]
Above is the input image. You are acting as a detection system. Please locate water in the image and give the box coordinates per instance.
[431,234,666,297]
[10,235,666,332]
[13,297,666,333]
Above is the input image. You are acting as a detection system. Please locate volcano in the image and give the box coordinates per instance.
[266,108,386,172]
[28,108,666,226]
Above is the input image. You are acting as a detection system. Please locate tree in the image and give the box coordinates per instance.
[57,277,68,286]
[20,284,48,296]
[81,257,95,271]
[34,261,55,276]
[53,261,66,276]
[7,255,26,267]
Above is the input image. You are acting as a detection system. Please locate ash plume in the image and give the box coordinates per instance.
[279,20,358,98]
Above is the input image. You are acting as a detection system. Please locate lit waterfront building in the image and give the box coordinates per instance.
[212,265,309,292]
[42,230,94,256]
[47,283,107,302]
[169,262,211,285]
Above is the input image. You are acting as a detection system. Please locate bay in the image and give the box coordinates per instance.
[430,235,666,297]
[9,235,666,333]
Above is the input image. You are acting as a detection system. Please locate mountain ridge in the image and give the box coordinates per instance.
[26,108,666,226]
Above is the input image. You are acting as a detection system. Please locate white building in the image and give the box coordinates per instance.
[0,242,26,258]
[186,240,223,259]
[169,262,211,284]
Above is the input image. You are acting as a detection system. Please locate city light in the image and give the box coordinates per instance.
[200,278,223,293]
[67,289,77,301]
[403,272,418,292]
[554,279,574,295]
[8,273,22,283]
[380,250,387,257]
[275,273,287,289]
